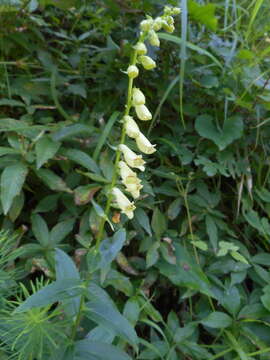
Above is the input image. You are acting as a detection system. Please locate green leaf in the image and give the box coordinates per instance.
[74,185,101,206]
[0,146,20,157]
[35,136,60,169]
[55,248,81,317]
[35,168,72,193]
[201,312,232,328]
[205,215,218,251]
[1,162,28,214]
[14,279,84,313]
[85,300,138,347]
[135,208,152,236]
[50,218,75,245]
[151,208,167,239]
[188,0,218,31]
[158,33,222,69]
[74,340,132,360]
[62,148,100,174]
[31,214,50,247]
[195,115,243,150]
[230,251,249,264]
[52,124,95,141]
[146,242,160,268]
[100,229,126,270]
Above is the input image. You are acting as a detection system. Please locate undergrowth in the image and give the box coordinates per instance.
[0,0,270,359]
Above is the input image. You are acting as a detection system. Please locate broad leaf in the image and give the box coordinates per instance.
[195,115,243,150]
[35,136,60,169]
[1,162,28,214]
[201,312,232,329]
[31,214,50,247]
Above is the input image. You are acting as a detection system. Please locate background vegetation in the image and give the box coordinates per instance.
[1,0,270,359]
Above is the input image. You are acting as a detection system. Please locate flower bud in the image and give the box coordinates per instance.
[172,7,181,15]
[140,19,153,32]
[124,115,140,138]
[139,55,156,70]
[149,30,160,47]
[135,132,156,154]
[112,187,136,219]
[166,16,174,26]
[135,104,152,121]
[162,21,175,33]
[127,65,139,78]
[153,17,163,31]
[134,42,147,55]
[132,88,145,106]
[119,144,145,171]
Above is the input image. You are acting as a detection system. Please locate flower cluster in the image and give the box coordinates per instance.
[112,6,180,219]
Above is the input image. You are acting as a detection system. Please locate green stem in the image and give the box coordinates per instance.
[70,295,85,341]
[95,49,138,249]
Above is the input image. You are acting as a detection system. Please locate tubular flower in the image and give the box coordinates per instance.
[119,144,145,171]
[119,161,143,199]
[149,30,160,47]
[132,88,145,106]
[134,42,147,55]
[135,132,156,154]
[139,55,156,70]
[112,187,136,219]
[127,65,139,78]
[124,115,140,138]
[153,17,163,31]
[140,19,153,32]
[135,104,152,121]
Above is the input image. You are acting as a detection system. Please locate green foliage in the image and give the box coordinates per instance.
[1,0,270,359]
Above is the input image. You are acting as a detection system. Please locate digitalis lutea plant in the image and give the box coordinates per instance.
[96,6,180,244]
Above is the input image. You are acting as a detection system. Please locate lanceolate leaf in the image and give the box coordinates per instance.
[74,340,132,360]
[14,279,84,313]
[1,162,28,215]
[35,136,60,169]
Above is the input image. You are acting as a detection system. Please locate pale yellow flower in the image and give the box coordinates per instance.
[139,56,156,70]
[119,144,145,171]
[112,187,136,219]
[135,132,156,154]
[124,115,140,138]
[119,161,143,199]
[149,30,160,47]
[127,65,139,78]
[134,42,147,55]
[132,88,145,106]
[135,104,152,121]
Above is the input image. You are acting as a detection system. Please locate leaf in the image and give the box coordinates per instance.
[195,115,243,150]
[52,124,95,141]
[146,242,160,268]
[1,162,28,214]
[31,214,50,247]
[230,251,249,264]
[35,136,60,169]
[100,229,126,270]
[74,185,101,206]
[167,198,182,221]
[158,33,222,69]
[201,312,232,329]
[0,146,20,157]
[151,208,167,239]
[14,279,84,313]
[62,148,100,174]
[50,218,75,245]
[55,248,81,317]
[188,0,218,31]
[135,208,152,236]
[35,168,72,193]
[74,340,132,360]
[205,215,218,251]
[85,300,138,347]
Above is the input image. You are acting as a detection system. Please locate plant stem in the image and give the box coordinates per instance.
[95,49,138,249]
